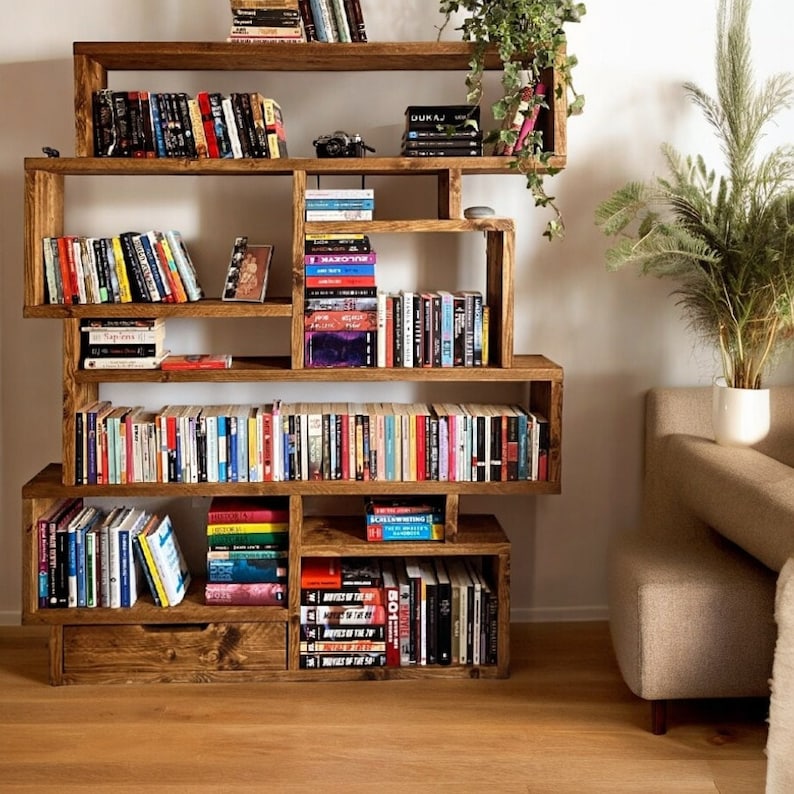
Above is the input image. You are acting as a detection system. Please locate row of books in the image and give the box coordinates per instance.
[303,290,488,369]
[35,498,190,609]
[42,231,204,305]
[92,90,288,159]
[402,105,484,158]
[299,555,497,669]
[73,400,551,486]
[228,1,368,43]
[204,496,289,606]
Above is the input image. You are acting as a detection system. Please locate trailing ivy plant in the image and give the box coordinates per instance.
[438,0,586,240]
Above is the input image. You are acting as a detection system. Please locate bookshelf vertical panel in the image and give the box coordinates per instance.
[287,494,304,671]
[438,168,462,219]
[24,169,64,308]
[291,170,307,369]
[73,52,107,157]
[485,227,515,368]
[21,497,40,622]
[444,493,459,540]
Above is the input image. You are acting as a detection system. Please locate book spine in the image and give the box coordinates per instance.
[365,523,445,541]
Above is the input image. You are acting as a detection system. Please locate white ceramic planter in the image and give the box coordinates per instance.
[712,377,770,446]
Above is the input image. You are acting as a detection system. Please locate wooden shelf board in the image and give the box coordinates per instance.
[23,298,292,319]
[70,354,562,383]
[73,40,536,72]
[24,578,287,626]
[22,463,561,497]
[24,156,566,178]
[302,514,511,556]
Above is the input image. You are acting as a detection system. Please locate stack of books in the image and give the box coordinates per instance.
[298,0,367,42]
[305,188,374,221]
[43,230,203,305]
[92,90,288,159]
[401,105,483,158]
[227,2,304,43]
[299,557,388,669]
[364,497,445,542]
[79,318,168,370]
[204,496,289,606]
[304,232,377,368]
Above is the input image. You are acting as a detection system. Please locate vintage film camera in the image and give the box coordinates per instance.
[313,130,375,158]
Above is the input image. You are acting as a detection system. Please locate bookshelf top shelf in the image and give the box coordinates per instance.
[73,41,538,72]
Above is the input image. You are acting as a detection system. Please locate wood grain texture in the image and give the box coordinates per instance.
[0,622,767,792]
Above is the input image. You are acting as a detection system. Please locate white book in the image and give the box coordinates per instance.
[144,515,191,606]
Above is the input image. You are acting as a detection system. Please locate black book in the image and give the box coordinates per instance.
[111,91,132,157]
[92,89,116,156]
[434,559,453,665]
[343,0,367,42]
[402,137,483,150]
[403,148,482,158]
[118,232,150,301]
[404,105,480,130]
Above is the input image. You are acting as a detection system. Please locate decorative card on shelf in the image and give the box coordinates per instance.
[222,237,273,302]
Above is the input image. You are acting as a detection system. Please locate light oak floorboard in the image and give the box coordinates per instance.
[0,622,768,793]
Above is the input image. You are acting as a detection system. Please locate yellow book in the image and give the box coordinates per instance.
[206,521,289,535]
[137,518,170,606]
[111,235,133,303]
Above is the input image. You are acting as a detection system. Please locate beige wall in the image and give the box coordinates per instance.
[2,0,793,623]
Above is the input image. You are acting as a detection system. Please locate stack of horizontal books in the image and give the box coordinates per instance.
[204,496,289,606]
[401,105,483,158]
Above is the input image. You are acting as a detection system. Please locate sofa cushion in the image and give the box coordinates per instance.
[663,433,794,573]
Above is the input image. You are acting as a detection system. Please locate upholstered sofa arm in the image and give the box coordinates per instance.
[663,434,794,573]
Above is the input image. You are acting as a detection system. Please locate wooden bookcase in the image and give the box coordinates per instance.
[21,41,564,684]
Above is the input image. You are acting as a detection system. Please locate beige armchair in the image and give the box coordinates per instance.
[608,387,794,738]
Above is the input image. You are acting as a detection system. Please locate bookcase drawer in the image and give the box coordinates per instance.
[62,622,287,682]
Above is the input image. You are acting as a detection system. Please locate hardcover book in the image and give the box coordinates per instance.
[222,238,273,302]
[304,330,376,368]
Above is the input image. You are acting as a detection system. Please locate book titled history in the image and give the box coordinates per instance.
[207,495,290,524]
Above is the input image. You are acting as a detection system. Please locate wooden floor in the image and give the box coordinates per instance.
[0,622,768,793]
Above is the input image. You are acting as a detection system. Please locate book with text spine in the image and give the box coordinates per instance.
[299,652,387,669]
[204,581,286,605]
[207,556,287,583]
[142,514,191,606]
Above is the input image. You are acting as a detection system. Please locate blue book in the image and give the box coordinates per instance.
[304,264,376,277]
[305,198,375,210]
[366,522,445,541]
[217,412,228,482]
[206,557,288,584]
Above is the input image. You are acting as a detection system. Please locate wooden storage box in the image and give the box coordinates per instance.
[61,622,287,684]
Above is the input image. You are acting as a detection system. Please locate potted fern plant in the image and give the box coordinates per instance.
[438,0,586,240]
[595,0,794,445]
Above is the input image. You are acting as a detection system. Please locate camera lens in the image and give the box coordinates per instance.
[326,139,343,156]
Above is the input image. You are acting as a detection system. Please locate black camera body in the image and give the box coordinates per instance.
[313,130,375,158]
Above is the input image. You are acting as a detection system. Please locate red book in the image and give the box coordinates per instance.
[207,496,289,524]
[161,354,232,370]
[304,276,376,288]
[304,310,378,332]
[196,91,221,159]
[204,582,286,606]
[513,82,547,153]
[301,557,341,589]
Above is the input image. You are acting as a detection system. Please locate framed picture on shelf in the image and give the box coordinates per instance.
[222,237,273,302]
